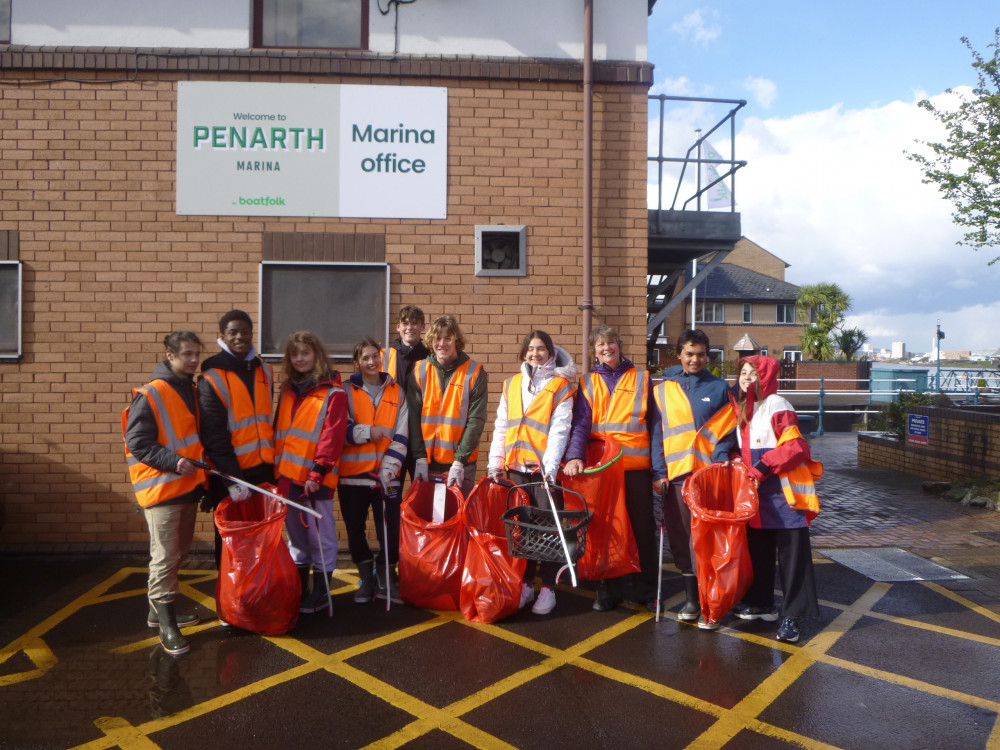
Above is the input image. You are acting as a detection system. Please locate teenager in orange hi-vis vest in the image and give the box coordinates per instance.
[564,325,661,613]
[407,315,488,499]
[273,331,347,615]
[123,331,209,656]
[488,329,577,616]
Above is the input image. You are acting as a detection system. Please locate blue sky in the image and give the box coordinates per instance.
[647,3,1000,354]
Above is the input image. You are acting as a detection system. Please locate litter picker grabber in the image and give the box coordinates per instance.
[188,459,321,519]
[537,463,578,587]
[371,473,394,613]
[655,483,667,623]
[303,494,334,617]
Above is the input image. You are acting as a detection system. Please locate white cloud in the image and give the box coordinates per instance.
[649,77,695,97]
[671,10,721,45]
[743,76,777,110]
[647,87,1000,351]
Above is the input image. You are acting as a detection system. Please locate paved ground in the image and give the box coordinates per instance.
[3,433,1000,750]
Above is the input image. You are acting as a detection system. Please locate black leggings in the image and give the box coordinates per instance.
[338,484,401,566]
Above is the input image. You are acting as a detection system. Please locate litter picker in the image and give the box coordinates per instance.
[188,458,321,518]
[534,449,578,588]
[655,483,667,623]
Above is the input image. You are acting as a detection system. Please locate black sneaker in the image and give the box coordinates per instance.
[732,603,779,622]
[776,617,801,643]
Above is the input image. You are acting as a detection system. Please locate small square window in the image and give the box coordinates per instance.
[254,0,367,50]
[475,225,526,277]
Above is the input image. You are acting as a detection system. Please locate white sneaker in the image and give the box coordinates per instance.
[519,583,535,609]
[532,587,556,615]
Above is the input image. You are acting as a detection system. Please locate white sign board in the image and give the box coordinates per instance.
[176,82,447,219]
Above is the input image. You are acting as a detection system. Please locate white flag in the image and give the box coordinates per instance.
[701,140,734,210]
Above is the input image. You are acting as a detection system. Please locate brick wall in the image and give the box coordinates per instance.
[858,406,1000,481]
[0,57,651,548]
[794,361,870,392]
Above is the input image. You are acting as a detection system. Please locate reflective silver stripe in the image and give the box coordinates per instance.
[665,421,693,437]
[137,385,198,452]
[133,472,179,492]
[342,451,380,463]
[277,387,336,461]
[692,447,714,466]
[619,445,649,457]
[594,421,632,432]
[520,416,550,433]
[666,447,692,464]
[422,360,477,460]
[200,370,236,432]
[423,415,465,426]
[780,476,816,496]
[551,381,572,404]
[506,440,540,455]
[345,382,357,418]
[628,374,647,430]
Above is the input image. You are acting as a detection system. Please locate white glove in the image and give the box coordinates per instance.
[228,483,251,502]
[414,458,429,481]
[378,466,396,494]
[488,467,503,481]
[447,461,464,487]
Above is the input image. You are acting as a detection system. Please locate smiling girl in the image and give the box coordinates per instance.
[273,331,347,614]
[487,330,576,615]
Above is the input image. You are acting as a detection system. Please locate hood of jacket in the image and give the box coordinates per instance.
[150,360,193,388]
[739,355,780,400]
[521,345,578,383]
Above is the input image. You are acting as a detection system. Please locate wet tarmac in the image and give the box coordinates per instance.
[4,434,1000,749]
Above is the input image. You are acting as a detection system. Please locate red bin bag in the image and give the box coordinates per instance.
[214,486,301,635]
[460,477,529,624]
[682,463,759,624]
[560,437,640,581]
[399,479,467,610]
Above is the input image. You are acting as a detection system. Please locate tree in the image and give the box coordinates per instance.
[795,282,862,361]
[835,327,869,361]
[908,29,1000,261]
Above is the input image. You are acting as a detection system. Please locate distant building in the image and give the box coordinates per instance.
[891,341,906,359]
[656,237,806,364]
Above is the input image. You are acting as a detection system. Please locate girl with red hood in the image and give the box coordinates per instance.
[728,355,822,643]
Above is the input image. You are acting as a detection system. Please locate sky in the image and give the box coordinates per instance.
[646,2,1000,355]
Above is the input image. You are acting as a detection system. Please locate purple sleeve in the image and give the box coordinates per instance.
[564,384,592,462]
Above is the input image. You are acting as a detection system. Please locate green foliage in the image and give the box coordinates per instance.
[835,327,869,361]
[869,392,952,441]
[907,29,1000,261]
[795,282,866,361]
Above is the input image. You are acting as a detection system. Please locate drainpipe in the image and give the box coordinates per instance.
[580,0,594,366]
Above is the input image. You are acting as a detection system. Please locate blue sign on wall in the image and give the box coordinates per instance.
[907,414,930,445]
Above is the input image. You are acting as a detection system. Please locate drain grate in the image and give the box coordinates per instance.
[818,547,969,582]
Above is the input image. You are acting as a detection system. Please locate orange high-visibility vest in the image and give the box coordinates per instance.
[274,383,343,490]
[382,347,398,382]
[653,380,737,480]
[414,358,483,465]
[581,368,651,470]
[200,364,274,470]
[122,380,207,508]
[503,373,573,469]
[340,380,402,477]
[775,425,822,516]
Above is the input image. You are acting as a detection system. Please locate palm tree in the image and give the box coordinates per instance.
[795,283,855,361]
[835,327,868,361]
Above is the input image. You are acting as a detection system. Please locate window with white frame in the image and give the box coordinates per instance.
[253,0,367,49]
[0,261,22,359]
[696,301,725,323]
[776,303,796,324]
[260,261,388,358]
[783,348,802,362]
[742,302,752,323]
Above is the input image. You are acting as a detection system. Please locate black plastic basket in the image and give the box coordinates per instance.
[501,482,591,563]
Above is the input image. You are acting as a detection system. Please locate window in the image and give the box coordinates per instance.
[475,225,526,277]
[260,262,388,358]
[776,303,796,324]
[760,348,768,357]
[783,348,802,362]
[254,0,367,49]
[0,261,22,359]
[696,301,724,323]
[0,1,9,44]
[742,303,752,324]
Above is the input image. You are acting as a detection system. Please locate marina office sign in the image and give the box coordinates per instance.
[176,82,447,218]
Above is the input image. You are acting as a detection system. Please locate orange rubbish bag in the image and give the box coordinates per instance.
[399,479,467,610]
[560,437,640,580]
[682,463,759,624]
[460,477,529,624]
[214,486,301,635]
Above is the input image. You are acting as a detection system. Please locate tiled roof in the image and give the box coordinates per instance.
[695,263,800,301]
